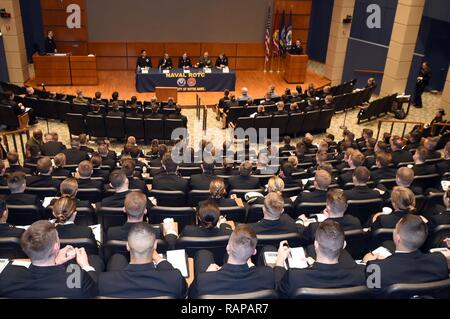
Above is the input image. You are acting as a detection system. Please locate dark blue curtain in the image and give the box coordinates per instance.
[0,34,9,82]
[20,0,44,63]
[307,0,333,62]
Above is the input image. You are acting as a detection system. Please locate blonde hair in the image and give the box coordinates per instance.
[287,155,298,167]
[391,187,416,212]
[267,176,284,194]
[59,178,78,199]
[52,197,76,224]
[209,178,226,199]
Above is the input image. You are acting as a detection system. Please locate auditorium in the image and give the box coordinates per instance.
[0,0,449,303]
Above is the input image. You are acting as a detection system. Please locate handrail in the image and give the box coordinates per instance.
[431,121,450,135]
[376,119,425,140]
[354,68,384,75]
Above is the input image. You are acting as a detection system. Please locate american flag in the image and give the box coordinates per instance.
[264,7,272,63]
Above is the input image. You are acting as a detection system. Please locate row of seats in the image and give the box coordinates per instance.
[358,93,398,123]
[66,113,186,142]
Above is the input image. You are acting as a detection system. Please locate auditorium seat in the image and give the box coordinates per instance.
[218,206,247,223]
[76,188,103,203]
[316,109,334,132]
[86,114,107,139]
[271,115,289,136]
[144,118,164,142]
[0,237,27,259]
[198,289,278,299]
[105,116,125,140]
[296,202,327,218]
[383,278,450,299]
[301,110,321,134]
[71,103,89,116]
[125,117,145,141]
[164,119,185,141]
[344,229,369,260]
[176,235,230,264]
[66,113,87,137]
[6,205,41,226]
[25,187,59,199]
[369,228,394,251]
[347,198,383,225]
[96,206,127,235]
[424,224,450,250]
[59,238,98,255]
[254,115,272,133]
[291,286,371,299]
[149,206,196,231]
[149,190,187,207]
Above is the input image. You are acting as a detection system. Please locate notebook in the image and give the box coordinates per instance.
[88,224,102,244]
[166,249,189,278]
[0,259,9,274]
[263,247,308,269]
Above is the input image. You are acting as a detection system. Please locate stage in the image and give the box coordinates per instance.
[26,64,331,106]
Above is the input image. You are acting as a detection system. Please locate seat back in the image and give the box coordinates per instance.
[218,206,247,223]
[384,278,450,299]
[286,112,305,136]
[66,113,86,136]
[164,119,185,141]
[187,190,211,207]
[144,118,164,142]
[86,115,107,139]
[125,117,145,140]
[254,115,273,132]
[103,239,169,263]
[6,205,41,226]
[198,289,278,299]
[59,237,98,255]
[149,206,196,231]
[176,235,230,264]
[271,115,289,136]
[292,286,372,299]
[256,233,301,250]
[105,116,125,139]
[234,117,254,131]
[96,206,127,235]
[296,202,327,218]
[370,228,394,250]
[76,188,103,202]
[316,109,334,131]
[347,198,384,225]
[301,110,321,133]
[25,187,58,199]
[0,237,27,259]
[344,229,368,260]
[149,190,186,207]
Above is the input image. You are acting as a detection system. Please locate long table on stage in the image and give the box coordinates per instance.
[135,68,236,93]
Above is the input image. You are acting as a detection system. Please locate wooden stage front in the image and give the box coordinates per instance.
[26,68,330,106]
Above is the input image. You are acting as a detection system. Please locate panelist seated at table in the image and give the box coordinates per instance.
[289,39,304,55]
[215,53,229,69]
[178,52,192,69]
[195,51,213,68]
[158,53,173,70]
[137,50,152,69]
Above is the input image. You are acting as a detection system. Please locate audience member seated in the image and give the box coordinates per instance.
[5,151,31,175]
[427,188,450,230]
[78,134,94,154]
[390,135,413,166]
[237,87,252,103]
[412,146,436,176]
[189,224,275,298]
[276,221,366,297]
[199,178,240,208]
[90,155,110,182]
[436,141,450,175]
[370,152,397,184]
[364,215,448,293]
[189,161,216,190]
[107,102,124,118]
[98,144,116,169]
[52,197,95,241]
[423,136,441,160]
[371,187,420,230]
[252,176,293,206]
[99,222,187,298]
[280,162,303,189]
[101,170,130,208]
[73,89,89,104]
[249,192,297,235]
[152,154,188,193]
[61,139,89,165]
[294,169,332,206]
[356,129,374,150]
[51,153,72,178]
[279,136,295,155]
[0,220,98,298]
[76,161,104,191]
[0,160,6,186]
[405,129,422,151]
[0,198,25,238]
[121,159,147,194]
[338,151,365,186]
[41,132,66,157]
[300,189,362,244]
[6,172,43,209]
[26,157,61,188]
[344,167,380,200]
[228,161,260,190]
[167,105,188,126]
[51,178,92,208]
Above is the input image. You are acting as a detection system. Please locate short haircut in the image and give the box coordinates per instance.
[121,159,135,177]
[228,224,257,261]
[315,220,345,260]
[350,151,365,167]
[376,151,392,167]
[395,214,427,251]
[37,157,52,174]
[125,191,147,219]
[239,161,253,177]
[353,166,370,183]
[53,153,66,168]
[77,160,93,178]
[391,135,405,149]
[391,186,416,212]
[366,137,377,150]
[6,151,19,164]
[263,192,284,219]
[7,172,26,192]
[21,220,58,262]
[202,161,214,173]
[415,146,428,162]
[396,167,414,186]
[363,128,373,138]
[197,201,221,229]
[128,222,156,256]
[109,170,127,188]
[79,133,88,144]
[281,162,294,177]
[162,153,177,173]
[315,169,332,190]
[283,136,291,145]
[70,138,80,149]
[90,154,102,167]
[316,150,328,163]
[326,188,348,216]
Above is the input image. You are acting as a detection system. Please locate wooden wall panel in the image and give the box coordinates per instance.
[236,58,265,70]
[41,10,87,27]
[88,43,127,57]
[48,27,88,42]
[293,30,309,43]
[275,0,312,15]
[54,42,88,55]
[292,15,310,29]
[236,43,264,57]
[96,57,127,70]
[200,43,237,57]
[126,43,165,57]
[164,43,202,58]
[40,0,86,10]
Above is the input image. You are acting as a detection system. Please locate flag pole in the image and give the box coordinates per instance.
[270,51,274,73]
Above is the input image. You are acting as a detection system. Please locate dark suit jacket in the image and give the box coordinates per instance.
[26,175,60,188]
[55,223,95,242]
[99,261,187,298]
[0,264,98,298]
[100,191,129,208]
[338,169,355,186]
[92,168,110,182]
[249,214,298,235]
[0,223,25,238]
[228,175,261,190]
[61,148,89,165]
[128,177,148,194]
[413,163,436,176]
[366,250,449,291]
[282,176,303,189]
[181,224,232,237]
[391,150,413,165]
[294,189,328,206]
[301,215,362,244]
[199,197,240,208]
[371,210,410,230]
[77,178,104,191]
[5,164,31,175]
[189,173,216,190]
[275,263,366,297]
[40,141,66,156]
[152,173,188,193]
[6,193,42,209]
[370,167,397,183]
[344,185,380,201]
[427,150,442,160]
[436,159,450,176]
[189,263,276,298]
[100,156,117,169]
[52,167,72,178]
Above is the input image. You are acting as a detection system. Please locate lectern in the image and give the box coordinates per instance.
[284,54,308,83]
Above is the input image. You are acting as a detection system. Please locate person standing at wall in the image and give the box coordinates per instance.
[413,62,431,108]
